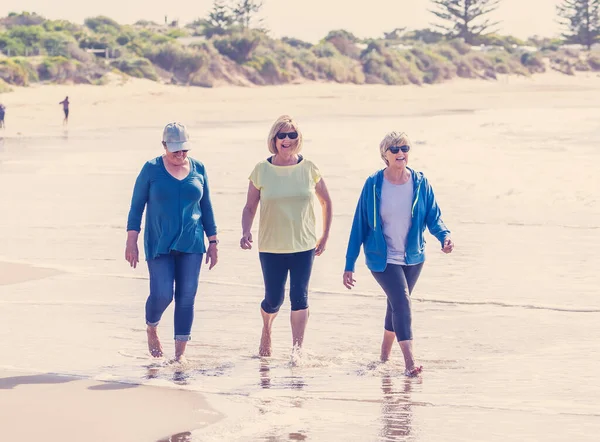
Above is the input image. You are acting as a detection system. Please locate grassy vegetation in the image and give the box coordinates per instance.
[1,11,599,90]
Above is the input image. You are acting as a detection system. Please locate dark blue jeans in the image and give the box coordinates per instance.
[146,251,203,341]
[371,263,424,342]
[259,249,315,314]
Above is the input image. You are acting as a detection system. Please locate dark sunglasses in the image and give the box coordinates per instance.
[387,145,410,154]
[276,131,299,140]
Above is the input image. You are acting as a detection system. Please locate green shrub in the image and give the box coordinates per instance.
[111,57,158,80]
[43,20,81,33]
[575,60,590,71]
[37,56,77,82]
[145,43,207,82]
[324,30,361,58]
[435,45,461,61]
[167,29,188,39]
[0,78,13,92]
[282,37,312,49]
[520,52,545,73]
[0,58,37,86]
[312,42,339,58]
[41,31,76,56]
[495,63,510,74]
[0,34,26,55]
[213,31,261,63]
[588,55,600,71]
[401,29,445,44]
[78,34,117,50]
[410,47,456,83]
[116,34,131,45]
[134,20,159,27]
[448,39,471,55]
[84,16,121,34]
[8,25,44,47]
[2,11,45,27]
[250,56,287,83]
[12,57,39,82]
[478,33,527,48]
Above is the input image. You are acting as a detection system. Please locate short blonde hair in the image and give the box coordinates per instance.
[267,115,303,155]
[379,131,412,165]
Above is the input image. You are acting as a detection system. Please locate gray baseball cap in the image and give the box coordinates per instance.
[162,122,191,152]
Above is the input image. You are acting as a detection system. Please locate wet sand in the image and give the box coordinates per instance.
[0,370,222,442]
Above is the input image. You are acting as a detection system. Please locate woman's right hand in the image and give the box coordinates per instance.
[343,271,356,290]
[240,232,253,250]
[125,241,139,268]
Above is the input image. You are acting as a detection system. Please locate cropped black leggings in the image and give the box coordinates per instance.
[259,249,315,314]
[371,263,424,342]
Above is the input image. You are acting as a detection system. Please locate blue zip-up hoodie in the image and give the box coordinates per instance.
[345,168,450,272]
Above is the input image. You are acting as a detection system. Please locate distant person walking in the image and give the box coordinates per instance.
[343,131,454,377]
[125,122,219,363]
[59,96,69,125]
[240,115,332,357]
[0,103,5,129]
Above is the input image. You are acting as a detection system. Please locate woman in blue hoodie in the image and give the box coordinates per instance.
[343,131,453,377]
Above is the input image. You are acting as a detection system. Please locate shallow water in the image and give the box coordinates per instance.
[1,79,599,441]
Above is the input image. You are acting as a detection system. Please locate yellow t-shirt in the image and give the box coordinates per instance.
[249,158,322,253]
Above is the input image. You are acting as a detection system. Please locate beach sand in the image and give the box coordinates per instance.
[0,370,221,442]
[1,72,599,441]
[0,262,221,442]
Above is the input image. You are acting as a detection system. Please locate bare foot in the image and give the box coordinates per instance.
[290,345,304,367]
[173,355,188,365]
[404,365,423,377]
[146,326,163,358]
[259,328,272,357]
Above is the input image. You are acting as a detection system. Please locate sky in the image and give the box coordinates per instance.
[0,0,564,42]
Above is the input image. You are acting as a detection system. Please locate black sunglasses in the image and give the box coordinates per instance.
[387,145,410,154]
[276,131,299,140]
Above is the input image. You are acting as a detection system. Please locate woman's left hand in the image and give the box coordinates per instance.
[442,237,454,254]
[315,236,328,256]
[206,243,219,269]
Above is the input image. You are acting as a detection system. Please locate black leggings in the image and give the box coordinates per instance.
[259,249,315,314]
[371,263,424,341]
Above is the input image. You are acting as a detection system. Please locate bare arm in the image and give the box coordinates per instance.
[240,181,260,249]
[314,178,332,256]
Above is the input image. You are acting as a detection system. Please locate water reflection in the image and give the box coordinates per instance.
[144,362,162,380]
[156,431,192,442]
[259,359,271,389]
[379,375,416,440]
[172,365,191,385]
[258,360,306,392]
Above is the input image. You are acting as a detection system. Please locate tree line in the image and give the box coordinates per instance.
[430,0,599,50]
[206,0,600,50]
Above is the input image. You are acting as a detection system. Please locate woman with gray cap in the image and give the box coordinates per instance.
[125,122,219,363]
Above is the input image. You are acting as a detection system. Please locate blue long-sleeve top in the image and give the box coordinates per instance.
[126,156,217,261]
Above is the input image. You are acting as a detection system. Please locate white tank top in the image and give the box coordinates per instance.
[380,174,413,265]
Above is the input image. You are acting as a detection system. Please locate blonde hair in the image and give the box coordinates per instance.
[267,115,303,155]
[379,131,412,165]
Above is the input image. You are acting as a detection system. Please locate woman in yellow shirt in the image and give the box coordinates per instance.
[240,115,332,357]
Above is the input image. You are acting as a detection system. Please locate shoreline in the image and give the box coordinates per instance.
[0,71,598,142]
